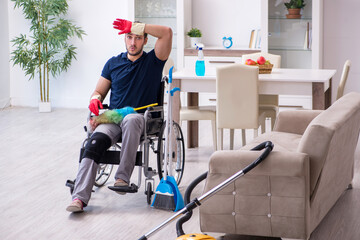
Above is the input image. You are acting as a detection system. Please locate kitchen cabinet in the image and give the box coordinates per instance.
[261,0,323,108]
[261,0,323,69]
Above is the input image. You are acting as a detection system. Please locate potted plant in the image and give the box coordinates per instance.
[10,0,85,112]
[284,0,306,19]
[187,27,202,48]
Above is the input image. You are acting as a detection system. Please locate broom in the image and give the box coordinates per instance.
[152,67,184,211]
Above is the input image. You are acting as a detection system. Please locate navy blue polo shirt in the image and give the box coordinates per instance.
[101,50,165,111]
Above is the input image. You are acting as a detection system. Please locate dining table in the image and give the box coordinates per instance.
[170,67,337,148]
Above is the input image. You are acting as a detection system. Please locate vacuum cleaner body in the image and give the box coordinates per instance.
[176,233,216,240]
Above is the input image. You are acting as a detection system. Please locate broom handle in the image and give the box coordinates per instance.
[167,67,180,177]
[164,90,170,180]
[163,67,174,180]
[168,87,173,177]
[168,87,180,177]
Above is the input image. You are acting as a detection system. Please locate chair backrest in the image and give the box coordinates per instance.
[241,52,281,68]
[336,60,351,100]
[216,64,259,129]
[163,58,175,76]
[158,58,175,106]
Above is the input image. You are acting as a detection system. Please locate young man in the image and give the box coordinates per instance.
[66,19,172,213]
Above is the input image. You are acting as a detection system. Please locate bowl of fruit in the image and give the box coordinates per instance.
[244,56,273,74]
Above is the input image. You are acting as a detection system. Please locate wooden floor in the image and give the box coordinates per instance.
[0,107,359,240]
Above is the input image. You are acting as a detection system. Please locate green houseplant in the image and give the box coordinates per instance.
[187,28,202,38]
[187,28,202,48]
[284,0,306,9]
[10,0,85,111]
[284,0,306,19]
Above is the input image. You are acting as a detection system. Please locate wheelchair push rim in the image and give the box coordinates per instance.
[157,120,185,185]
[94,163,113,187]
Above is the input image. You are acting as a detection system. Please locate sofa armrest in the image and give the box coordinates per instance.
[209,150,309,177]
[273,110,323,135]
[201,149,311,239]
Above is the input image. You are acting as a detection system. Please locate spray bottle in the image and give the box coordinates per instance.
[195,43,205,76]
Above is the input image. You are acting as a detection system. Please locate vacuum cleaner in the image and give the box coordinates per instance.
[139,141,274,240]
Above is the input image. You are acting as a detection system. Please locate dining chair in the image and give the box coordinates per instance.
[216,63,266,150]
[163,58,217,151]
[336,60,351,100]
[241,52,281,131]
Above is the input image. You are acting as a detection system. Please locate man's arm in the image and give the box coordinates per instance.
[88,76,111,116]
[144,24,173,61]
[91,76,111,101]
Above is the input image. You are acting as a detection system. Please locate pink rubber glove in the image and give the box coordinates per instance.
[89,99,103,116]
[113,19,132,35]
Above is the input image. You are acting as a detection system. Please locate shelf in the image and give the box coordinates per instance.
[184,48,260,57]
[269,16,312,20]
[269,47,311,52]
[135,16,176,19]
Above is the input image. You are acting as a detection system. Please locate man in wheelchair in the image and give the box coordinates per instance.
[66,19,173,213]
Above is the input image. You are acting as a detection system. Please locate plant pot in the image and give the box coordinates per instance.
[286,8,302,19]
[39,101,51,113]
[190,37,202,48]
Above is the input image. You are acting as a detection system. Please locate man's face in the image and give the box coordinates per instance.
[125,33,147,57]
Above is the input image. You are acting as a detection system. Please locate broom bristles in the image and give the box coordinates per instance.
[152,193,176,211]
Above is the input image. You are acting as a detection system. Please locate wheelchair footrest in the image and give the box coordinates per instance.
[108,183,139,193]
[66,179,75,189]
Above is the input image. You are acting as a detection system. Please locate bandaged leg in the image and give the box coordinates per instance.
[72,125,120,205]
[82,132,112,164]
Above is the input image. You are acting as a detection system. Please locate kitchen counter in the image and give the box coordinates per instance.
[184,47,260,57]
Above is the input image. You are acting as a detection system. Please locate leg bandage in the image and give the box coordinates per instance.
[82,132,112,164]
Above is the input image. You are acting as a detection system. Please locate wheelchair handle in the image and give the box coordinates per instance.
[170,87,180,96]
[168,66,174,83]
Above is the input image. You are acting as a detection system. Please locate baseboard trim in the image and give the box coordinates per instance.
[0,98,10,109]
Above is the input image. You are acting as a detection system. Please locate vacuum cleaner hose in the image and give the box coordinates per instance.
[176,171,208,237]
[175,141,274,237]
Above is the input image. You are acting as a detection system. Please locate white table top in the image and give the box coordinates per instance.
[172,67,336,96]
[173,67,336,83]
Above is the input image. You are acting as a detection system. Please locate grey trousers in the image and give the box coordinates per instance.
[71,113,145,205]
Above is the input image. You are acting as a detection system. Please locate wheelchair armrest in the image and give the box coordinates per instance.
[102,104,110,109]
[144,105,163,113]
[144,106,163,120]
[144,106,164,137]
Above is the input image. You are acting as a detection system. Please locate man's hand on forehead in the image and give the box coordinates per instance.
[113,19,145,36]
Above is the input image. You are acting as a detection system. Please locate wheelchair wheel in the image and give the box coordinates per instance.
[157,121,185,185]
[146,182,153,205]
[94,164,113,187]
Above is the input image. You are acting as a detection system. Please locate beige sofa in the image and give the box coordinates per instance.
[199,92,360,239]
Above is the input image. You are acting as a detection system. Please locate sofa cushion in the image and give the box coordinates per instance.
[241,131,302,152]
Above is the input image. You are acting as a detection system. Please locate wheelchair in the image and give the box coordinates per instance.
[66,77,185,204]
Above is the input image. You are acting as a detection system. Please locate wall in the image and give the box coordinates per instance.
[0,0,10,109]
[191,0,261,48]
[8,0,133,108]
[6,0,360,108]
[323,0,360,99]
